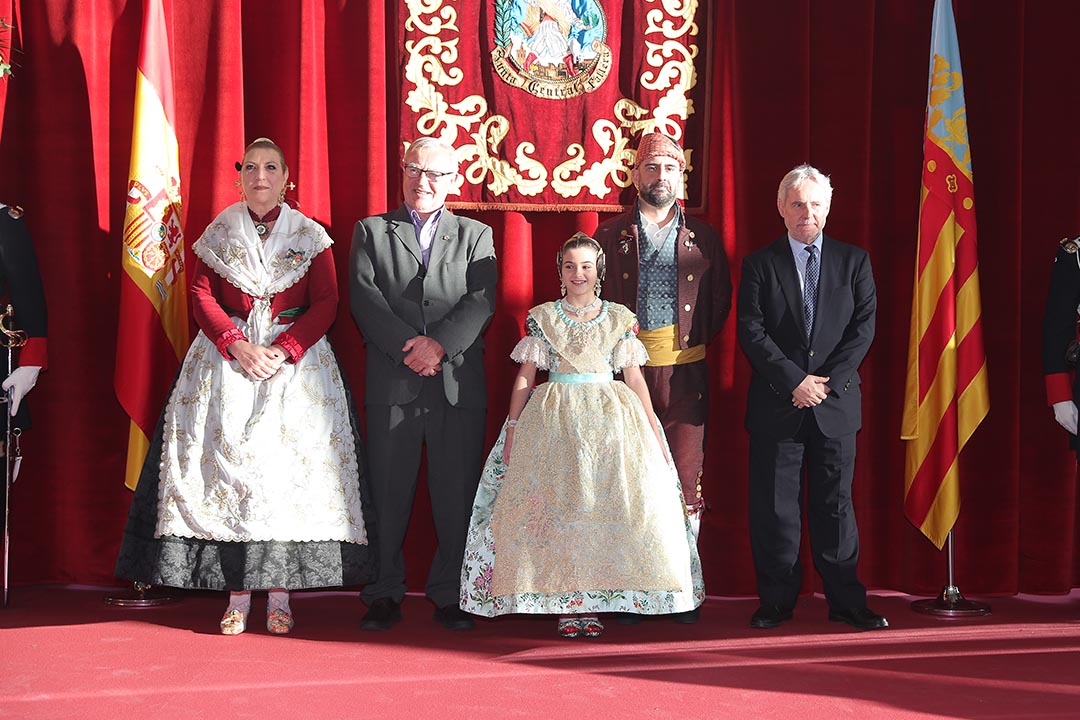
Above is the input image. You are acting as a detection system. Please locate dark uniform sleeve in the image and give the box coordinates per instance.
[1042,237,1080,406]
[0,207,48,369]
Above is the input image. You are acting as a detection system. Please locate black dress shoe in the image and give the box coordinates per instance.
[828,606,889,630]
[615,612,643,625]
[671,606,701,624]
[360,597,402,631]
[750,604,793,629]
[433,604,475,631]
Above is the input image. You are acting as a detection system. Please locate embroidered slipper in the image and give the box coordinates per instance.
[581,616,604,638]
[267,608,295,635]
[220,608,248,635]
[557,617,583,638]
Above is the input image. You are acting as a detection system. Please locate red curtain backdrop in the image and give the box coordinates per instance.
[1,0,1078,597]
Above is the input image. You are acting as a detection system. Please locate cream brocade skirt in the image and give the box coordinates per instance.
[460,376,704,616]
[154,322,367,545]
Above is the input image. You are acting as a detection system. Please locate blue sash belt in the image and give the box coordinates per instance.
[548,371,613,384]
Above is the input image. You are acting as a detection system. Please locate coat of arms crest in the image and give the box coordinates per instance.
[491,0,611,99]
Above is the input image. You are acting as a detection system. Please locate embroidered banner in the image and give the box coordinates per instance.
[398,0,711,211]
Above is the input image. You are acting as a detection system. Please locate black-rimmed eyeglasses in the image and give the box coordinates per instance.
[403,163,456,182]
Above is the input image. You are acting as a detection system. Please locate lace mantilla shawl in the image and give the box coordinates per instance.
[193,202,332,300]
[192,202,332,345]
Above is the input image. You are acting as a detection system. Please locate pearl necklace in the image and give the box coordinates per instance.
[561,297,601,317]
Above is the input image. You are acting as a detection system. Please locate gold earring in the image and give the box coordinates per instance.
[280,181,296,204]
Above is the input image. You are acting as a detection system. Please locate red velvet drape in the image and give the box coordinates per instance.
[1,0,1077,596]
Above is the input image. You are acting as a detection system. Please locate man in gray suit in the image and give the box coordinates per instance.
[350,138,497,631]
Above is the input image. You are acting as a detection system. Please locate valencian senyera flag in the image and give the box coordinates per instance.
[115,0,189,491]
[398,0,713,211]
[901,0,989,549]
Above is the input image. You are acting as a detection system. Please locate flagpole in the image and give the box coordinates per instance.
[911,530,991,617]
[106,0,183,610]
[104,581,176,607]
[115,0,189,494]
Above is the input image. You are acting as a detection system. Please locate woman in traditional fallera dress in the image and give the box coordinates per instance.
[115,138,375,635]
[460,232,703,638]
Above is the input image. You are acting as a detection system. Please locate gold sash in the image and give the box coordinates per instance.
[637,324,705,366]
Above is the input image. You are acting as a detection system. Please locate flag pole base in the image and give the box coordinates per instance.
[911,585,991,617]
[104,581,177,608]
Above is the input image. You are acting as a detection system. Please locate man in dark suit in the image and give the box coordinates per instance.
[350,138,497,631]
[736,164,886,631]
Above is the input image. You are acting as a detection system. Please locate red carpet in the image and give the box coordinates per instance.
[1,587,1078,719]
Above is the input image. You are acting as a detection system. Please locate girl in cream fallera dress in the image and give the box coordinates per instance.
[460,233,703,637]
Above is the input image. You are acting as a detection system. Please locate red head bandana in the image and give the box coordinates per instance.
[634,130,686,171]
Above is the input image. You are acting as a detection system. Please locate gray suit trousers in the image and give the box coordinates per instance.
[360,378,486,608]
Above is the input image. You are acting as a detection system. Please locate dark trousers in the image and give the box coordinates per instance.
[748,411,866,612]
[361,379,485,608]
[642,360,709,510]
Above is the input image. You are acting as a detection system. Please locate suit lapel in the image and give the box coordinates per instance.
[770,238,808,338]
[815,236,840,335]
[387,206,423,266]
[427,211,458,268]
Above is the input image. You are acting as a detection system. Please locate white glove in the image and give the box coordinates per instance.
[1052,400,1078,435]
[1,366,40,416]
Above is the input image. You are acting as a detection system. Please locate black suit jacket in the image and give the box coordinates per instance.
[737,235,876,439]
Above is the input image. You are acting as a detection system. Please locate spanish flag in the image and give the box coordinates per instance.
[115,0,188,490]
[901,0,989,549]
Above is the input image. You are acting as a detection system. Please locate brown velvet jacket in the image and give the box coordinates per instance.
[595,208,732,350]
